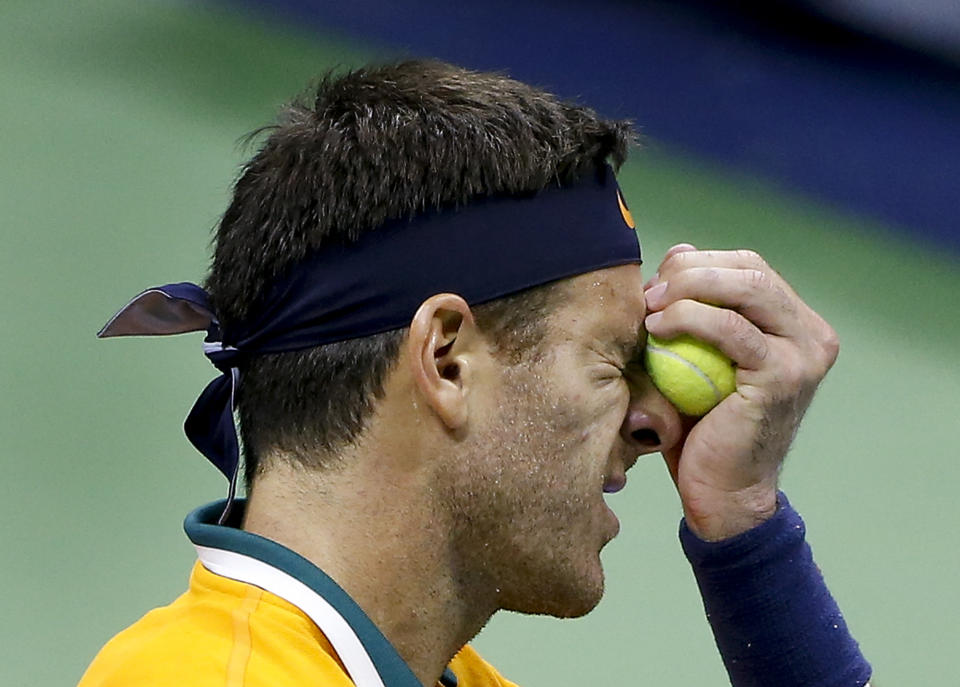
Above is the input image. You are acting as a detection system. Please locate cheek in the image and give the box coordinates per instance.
[559,383,630,447]
[542,399,596,459]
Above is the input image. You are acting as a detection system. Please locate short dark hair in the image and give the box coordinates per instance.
[204,60,634,486]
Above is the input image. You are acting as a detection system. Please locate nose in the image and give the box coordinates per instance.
[619,370,684,455]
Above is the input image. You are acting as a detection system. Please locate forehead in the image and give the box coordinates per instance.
[551,264,646,351]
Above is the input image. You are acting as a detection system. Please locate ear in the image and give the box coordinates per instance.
[407,293,482,431]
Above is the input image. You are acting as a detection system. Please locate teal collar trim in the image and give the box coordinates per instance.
[184,499,457,687]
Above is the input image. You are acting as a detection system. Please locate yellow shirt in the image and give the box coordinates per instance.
[79,500,517,687]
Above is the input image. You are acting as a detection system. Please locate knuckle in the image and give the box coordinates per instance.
[776,285,798,317]
[721,310,768,362]
[790,349,831,391]
[663,250,689,274]
[819,324,841,367]
[720,307,744,335]
[743,268,768,290]
[744,333,770,365]
[736,249,764,268]
[672,298,700,319]
[717,309,744,338]
[782,357,808,388]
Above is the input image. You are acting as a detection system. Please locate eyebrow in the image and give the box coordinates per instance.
[614,330,646,366]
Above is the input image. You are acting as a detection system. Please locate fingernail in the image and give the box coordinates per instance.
[667,243,697,256]
[645,281,668,308]
[645,311,663,330]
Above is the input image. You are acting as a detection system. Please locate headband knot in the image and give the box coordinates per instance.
[202,338,244,374]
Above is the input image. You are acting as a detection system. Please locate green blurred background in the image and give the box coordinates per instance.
[2,1,958,685]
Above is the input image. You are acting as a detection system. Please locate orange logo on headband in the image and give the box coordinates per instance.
[617,189,635,229]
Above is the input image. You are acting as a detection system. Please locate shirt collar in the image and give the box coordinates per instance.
[184,499,458,687]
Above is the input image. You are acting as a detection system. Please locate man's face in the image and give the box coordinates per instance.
[442,263,675,618]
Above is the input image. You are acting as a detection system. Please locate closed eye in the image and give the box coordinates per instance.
[590,362,627,386]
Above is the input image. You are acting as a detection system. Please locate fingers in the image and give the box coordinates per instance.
[656,248,786,283]
[648,248,837,349]
[656,249,800,303]
[643,246,841,380]
[644,243,696,289]
[645,299,769,370]
[645,266,799,337]
[662,242,698,262]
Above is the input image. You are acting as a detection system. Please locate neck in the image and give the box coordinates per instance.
[242,458,495,687]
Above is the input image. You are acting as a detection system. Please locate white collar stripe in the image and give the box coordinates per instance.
[195,545,386,687]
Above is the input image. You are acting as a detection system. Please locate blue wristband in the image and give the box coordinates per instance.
[680,493,871,687]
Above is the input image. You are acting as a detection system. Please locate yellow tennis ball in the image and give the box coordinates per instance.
[644,334,736,416]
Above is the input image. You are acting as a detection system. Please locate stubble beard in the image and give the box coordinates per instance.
[439,364,608,620]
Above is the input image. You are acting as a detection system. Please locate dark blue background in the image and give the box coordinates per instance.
[225,0,960,253]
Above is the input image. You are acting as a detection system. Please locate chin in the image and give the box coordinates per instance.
[556,575,606,618]
[506,563,606,619]
[546,592,603,619]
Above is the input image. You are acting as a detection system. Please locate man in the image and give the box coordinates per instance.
[82,61,871,686]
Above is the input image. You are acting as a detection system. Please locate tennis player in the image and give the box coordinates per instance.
[80,60,871,687]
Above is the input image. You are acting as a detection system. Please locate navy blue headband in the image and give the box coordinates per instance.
[99,164,640,520]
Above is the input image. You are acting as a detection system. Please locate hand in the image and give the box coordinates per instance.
[643,244,840,541]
